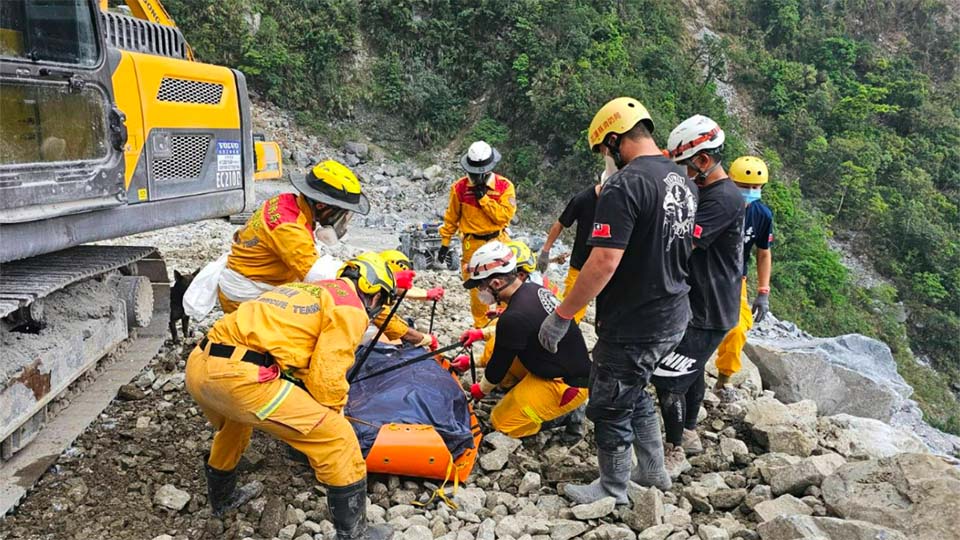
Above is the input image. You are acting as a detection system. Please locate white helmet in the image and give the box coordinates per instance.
[460,140,501,175]
[666,115,725,163]
[463,241,516,289]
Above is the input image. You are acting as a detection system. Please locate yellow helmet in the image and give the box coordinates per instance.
[506,240,536,274]
[337,252,397,302]
[379,249,412,274]
[588,97,655,152]
[292,159,370,215]
[729,156,769,186]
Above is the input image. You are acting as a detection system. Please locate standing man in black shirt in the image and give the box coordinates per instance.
[537,178,603,323]
[459,242,590,440]
[539,97,698,504]
[652,115,744,478]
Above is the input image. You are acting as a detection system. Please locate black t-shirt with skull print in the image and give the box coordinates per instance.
[587,155,698,342]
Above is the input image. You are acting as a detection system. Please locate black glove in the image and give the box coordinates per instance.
[752,292,770,323]
[472,184,489,199]
[437,245,450,264]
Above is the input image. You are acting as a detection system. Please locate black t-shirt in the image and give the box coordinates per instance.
[587,155,698,342]
[558,185,599,270]
[485,282,591,385]
[742,201,775,276]
[688,178,744,331]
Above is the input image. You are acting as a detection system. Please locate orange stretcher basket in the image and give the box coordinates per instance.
[362,355,482,484]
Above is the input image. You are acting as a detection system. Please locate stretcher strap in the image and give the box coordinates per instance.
[411,451,465,511]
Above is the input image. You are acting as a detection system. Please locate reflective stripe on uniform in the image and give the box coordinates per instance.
[521,405,543,426]
[255,379,294,420]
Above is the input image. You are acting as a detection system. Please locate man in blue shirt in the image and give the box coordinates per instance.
[715,156,775,399]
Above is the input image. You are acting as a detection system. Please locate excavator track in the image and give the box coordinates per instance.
[0,246,159,321]
[0,245,170,515]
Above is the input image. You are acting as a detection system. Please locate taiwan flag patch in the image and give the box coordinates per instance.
[592,223,612,238]
[693,224,703,239]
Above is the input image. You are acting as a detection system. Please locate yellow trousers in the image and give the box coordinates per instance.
[491,374,588,438]
[715,277,753,377]
[477,332,527,389]
[461,232,510,328]
[185,343,366,486]
[561,267,588,324]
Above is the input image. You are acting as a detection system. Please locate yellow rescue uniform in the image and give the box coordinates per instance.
[218,193,318,313]
[715,277,753,377]
[490,376,587,439]
[186,279,368,486]
[561,267,588,324]
[440,174,516,327]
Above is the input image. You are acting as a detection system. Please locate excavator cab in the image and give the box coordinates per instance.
[0,0,127,225]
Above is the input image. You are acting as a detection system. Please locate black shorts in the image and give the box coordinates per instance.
[650,327,728,394]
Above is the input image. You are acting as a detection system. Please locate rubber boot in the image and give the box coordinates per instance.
[630,413,672,491]
[327,477,394,540]
[562,445,632,505]
[559,405,586,444]
[204,462,262,516]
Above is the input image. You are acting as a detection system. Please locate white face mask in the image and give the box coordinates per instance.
[600,155,619,184]
[477,289,496,305]
[313,225,340,247]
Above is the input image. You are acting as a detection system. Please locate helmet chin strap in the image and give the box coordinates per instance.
[603,135,627,170]
[690,155,722,186]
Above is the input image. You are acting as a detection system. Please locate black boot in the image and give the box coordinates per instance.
[327,477,394,540]
[204,461,262,516]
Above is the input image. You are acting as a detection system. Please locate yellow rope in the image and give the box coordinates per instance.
[411,453,465,510]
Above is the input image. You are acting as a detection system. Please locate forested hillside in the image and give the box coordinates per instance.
[163,0,959,432]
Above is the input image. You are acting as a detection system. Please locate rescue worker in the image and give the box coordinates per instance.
[457,240,569,400]
[652,115,744,478]
[539,97,698,503]
[714,156,774,401]
[438,141,517,328]
[217,160,369,313]
[457,242,590,441]
[537,171,609,324]
[186,252,406,540]
[374,249,445,349]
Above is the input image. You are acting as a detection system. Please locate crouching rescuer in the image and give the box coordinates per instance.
[186,252,401,540]
[459,241,589,440]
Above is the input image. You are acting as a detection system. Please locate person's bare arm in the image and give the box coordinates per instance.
[756,248,771,290]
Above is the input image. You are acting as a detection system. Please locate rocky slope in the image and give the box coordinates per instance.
[3,103,959,540]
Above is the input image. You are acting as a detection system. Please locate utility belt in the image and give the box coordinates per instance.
[200,337,273,368]
[464,230,501,241]
[562,375,590,389]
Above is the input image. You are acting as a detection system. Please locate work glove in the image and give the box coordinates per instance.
[752,291,770,323]
[451,354,471,373]
[437,246,451,265]
[459,328,485,346]
[426,287,445,301]
[469,383,486,401]
[417,333,439,351]
[394,269,415,290]
[536,250,550,273]
[538,310,572,353]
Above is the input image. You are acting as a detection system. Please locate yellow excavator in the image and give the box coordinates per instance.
[0,0,280,499]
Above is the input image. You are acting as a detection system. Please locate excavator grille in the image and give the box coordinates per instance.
[156,77,224,105]
[101,10,187,59]
[151,135,211,182]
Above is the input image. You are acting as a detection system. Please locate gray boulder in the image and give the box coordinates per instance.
[344,141,369,160]
[757,515,907,540]
[743,397,818,457]
[817,414,928,459]
[821,453,960,540]
[766,453,847,496]
[753,494,813,523]
[745,334,911,422]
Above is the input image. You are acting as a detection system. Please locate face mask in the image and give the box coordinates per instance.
[600,155,619,184]
[314,225,340,247]
[740,187,762,204]
[477,289,496,305]
[468,172,488,186]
